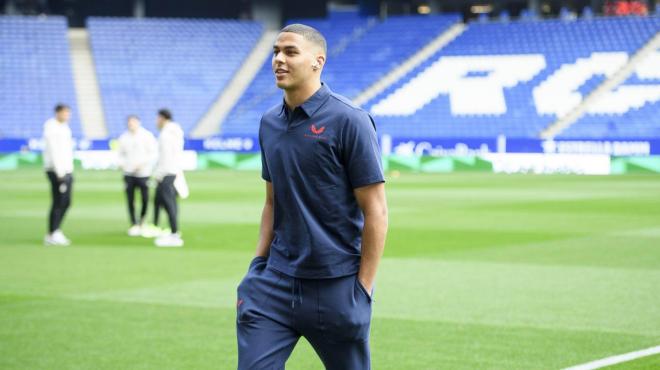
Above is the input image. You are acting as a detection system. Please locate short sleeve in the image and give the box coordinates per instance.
[341,110,385,189]
[259,123,271,182]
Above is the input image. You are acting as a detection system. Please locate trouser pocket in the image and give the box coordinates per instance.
[320,274,372,343]
[355,278,373,303]
[247,256,267,271]
[236,256,270,323]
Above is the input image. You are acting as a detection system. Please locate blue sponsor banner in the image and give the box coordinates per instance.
[386,136,498,156]
[507,138,660,156]
[187,136,259,152]
[0,139,28,152]
[0,138,111,152]
[384,137,660,156]
[0,137,261,153]
[1,136,658,155]
[82,140,112,150]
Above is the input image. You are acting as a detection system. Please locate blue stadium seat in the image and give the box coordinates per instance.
[324,14,460,99]
[0,16,81,138]
[3,13,658,142]
[559,46,660,139]
[365,16,660,139]
[87,17,263,136]
[220,11,459,138]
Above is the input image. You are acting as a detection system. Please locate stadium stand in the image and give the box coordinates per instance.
[323,14,461,99]
[559,47,660,139]
[366,16,660,139]
[219,11,460,137]
[0,16,81,138]
[2,13,658,142]
[87,17,262,136]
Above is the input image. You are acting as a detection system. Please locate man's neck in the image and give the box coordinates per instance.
[284,81,321,110]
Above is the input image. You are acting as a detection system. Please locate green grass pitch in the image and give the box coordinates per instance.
[1,168,660,369]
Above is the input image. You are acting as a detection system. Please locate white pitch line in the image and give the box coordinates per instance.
[563,345,660,370]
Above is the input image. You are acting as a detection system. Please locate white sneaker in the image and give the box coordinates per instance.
[155,233,184,248]
[44,234,60,246]
[140,224,171,238]
[127,225,141,237]
[52,230,71,246]
[44,232,69,246]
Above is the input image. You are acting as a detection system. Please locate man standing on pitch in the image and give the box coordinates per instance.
[118,115,157,236]
[153,109,184,247]
[236,24,388,369]
[43,104,74,246]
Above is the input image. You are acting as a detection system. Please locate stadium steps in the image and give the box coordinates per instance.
[353,22,466,107]
[541,31,660,139]
[190,30,279,138]
[68,28,107,139]
[329,17,378,57]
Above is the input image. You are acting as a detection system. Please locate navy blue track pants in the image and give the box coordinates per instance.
[236,256,372,369]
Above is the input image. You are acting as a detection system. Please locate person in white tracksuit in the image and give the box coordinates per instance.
[153,108,185,247]
[118,115,157,236]
[43,104,74,246]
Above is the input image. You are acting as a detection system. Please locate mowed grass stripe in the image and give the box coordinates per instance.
[3,246,659,336]
[436,230,660,270]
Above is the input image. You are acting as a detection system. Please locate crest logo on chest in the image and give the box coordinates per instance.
[305,123,328,140]
[310,124,325,135]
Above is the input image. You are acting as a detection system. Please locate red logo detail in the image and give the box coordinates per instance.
[237,299,243,308]
[310,124,326,135]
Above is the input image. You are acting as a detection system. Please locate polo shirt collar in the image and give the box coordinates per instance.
[279,83,331,118]
[300,83,331,117]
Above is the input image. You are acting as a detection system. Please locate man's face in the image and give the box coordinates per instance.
[156,115,166,130]
[272,32,322,90]
[56,108,71,123]
[127,117,140,132]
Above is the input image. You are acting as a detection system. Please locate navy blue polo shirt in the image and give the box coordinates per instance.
[259,83,384,279]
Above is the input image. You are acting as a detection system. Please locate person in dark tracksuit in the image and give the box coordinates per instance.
[236,24,389,370]
[152,108,185,247]
[43,104,74,246]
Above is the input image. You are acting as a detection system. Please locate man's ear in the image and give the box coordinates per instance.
[315,54,326,70]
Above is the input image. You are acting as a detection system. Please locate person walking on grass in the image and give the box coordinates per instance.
[118,115,157,236]
[43,104,74,246]
[152,108,185,247]
[236,24,388,370]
